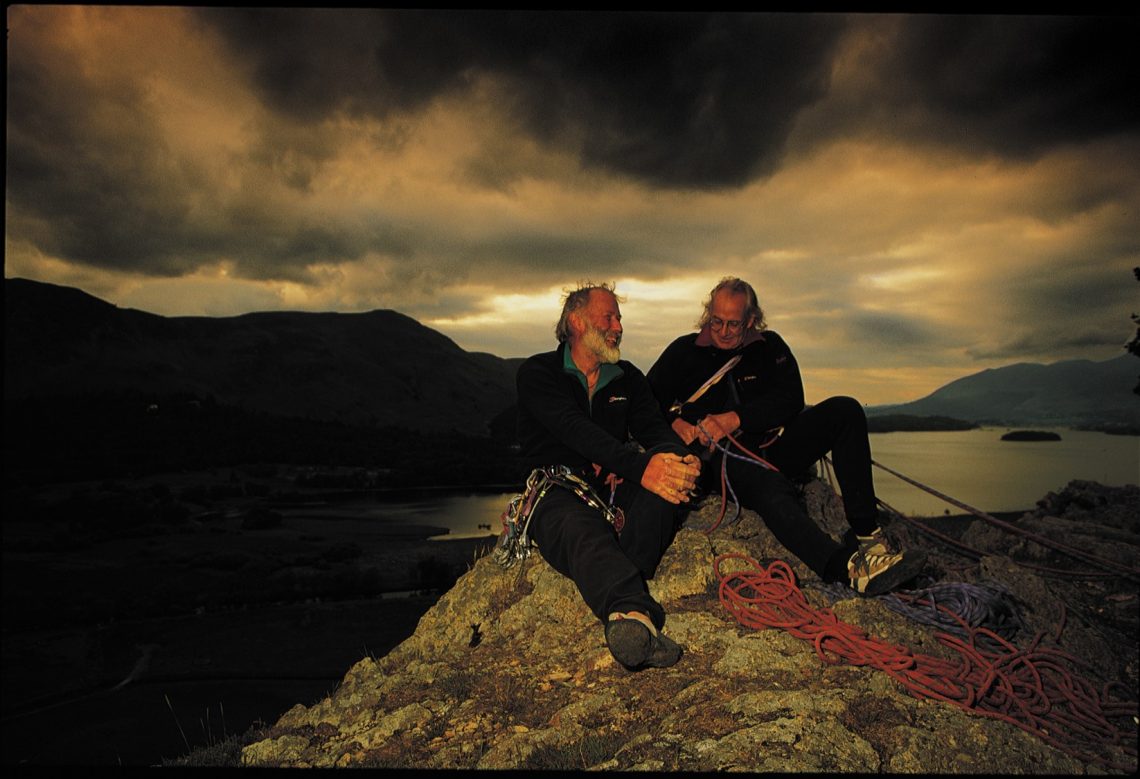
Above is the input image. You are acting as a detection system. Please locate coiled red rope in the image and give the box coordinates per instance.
[714,552,1138,772]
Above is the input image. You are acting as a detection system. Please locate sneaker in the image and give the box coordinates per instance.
[605,613,683,671]
[848,545,926,597]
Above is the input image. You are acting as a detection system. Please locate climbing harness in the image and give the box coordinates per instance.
[493,465,623,568]
[493,468,553,568]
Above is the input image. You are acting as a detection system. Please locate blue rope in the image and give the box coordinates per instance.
[693,422,777,529]
[704,433,780,470]
[881,580,1027,647]
[680,423,783,534]
[806,579,1027,649]
[720,447,741,526]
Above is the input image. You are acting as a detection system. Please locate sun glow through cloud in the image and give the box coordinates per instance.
[6,7,1138,404]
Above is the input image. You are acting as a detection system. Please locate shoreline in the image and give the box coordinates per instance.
[2,455,1129,766]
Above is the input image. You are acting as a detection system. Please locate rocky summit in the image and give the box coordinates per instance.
[238,479,1138,772]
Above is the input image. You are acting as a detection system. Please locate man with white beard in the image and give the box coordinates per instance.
[511,283,701,671]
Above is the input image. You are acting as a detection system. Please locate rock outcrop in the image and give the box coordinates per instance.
[239,480,1138,772]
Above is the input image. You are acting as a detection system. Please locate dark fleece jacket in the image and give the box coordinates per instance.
[646,327,806,448]
[516,343,685,489]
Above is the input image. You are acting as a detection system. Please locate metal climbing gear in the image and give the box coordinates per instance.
[667,354,742,415]
[493,465,624,568]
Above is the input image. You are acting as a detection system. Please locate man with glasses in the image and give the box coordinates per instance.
[646,277,924,596]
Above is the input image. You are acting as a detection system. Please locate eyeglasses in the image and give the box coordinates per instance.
[709,316,744,333]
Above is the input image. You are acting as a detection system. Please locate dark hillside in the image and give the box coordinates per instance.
[868,355,1138,429]
[5,278,520,437]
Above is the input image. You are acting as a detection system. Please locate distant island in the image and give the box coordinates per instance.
[865,414,978,433]
[1001,430,1062,441]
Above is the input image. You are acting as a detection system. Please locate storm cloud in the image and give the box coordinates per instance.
[5,8,1138,403]
[196,10,846,189]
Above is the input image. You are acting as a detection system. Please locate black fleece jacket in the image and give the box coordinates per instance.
[646,328,806,448]
[516,343,685,488]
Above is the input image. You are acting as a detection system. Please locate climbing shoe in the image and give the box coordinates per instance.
[605,613,683,671]
[856,528,898,558]
[848,546,926,597]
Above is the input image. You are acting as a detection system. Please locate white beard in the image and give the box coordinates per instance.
[583,323,621,364]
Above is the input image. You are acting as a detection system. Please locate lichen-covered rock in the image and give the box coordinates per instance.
[240,479,1138,773]
[241,734,309,766]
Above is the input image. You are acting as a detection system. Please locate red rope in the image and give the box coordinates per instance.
[720,428,780,470]
[700,428,781,536]
[701,449,732,536]
[714,553,1138,772]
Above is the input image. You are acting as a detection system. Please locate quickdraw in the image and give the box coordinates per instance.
[493,465,624,568]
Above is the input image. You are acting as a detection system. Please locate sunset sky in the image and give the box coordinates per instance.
[6,8,1138,405]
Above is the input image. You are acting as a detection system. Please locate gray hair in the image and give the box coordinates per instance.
[697,276,766,331]
[555,281,623,343]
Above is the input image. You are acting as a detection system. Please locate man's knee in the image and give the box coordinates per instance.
[821,395,867,425]
[733,466,800,509]
[623,487,684,534]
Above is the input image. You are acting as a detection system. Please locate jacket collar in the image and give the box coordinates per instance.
[560,342,623,394]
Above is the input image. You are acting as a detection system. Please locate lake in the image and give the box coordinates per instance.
[277,490,511,541]
[866,427,1138,517]
[323,427,1138,536]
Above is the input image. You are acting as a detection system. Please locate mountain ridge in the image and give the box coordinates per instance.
[867,354,1137,429]
[6,277,1136,435]
[4,277,522,437]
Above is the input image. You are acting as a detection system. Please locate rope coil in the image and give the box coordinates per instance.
[883,581,1027,650]
[714,553,1138,772]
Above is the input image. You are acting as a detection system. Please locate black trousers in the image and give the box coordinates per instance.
[706,396,879,580]
[529,444,687,631]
